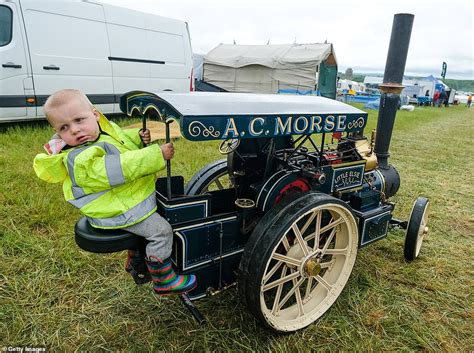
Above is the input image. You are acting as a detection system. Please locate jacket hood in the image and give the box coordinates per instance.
[97,111,122,142]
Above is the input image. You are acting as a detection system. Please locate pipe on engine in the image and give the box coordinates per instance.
[374,13,415,170]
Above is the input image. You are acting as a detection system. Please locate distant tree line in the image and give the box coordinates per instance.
[337,73,365,83]
[444,79,474,93]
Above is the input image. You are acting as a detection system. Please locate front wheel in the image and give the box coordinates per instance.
[404,197,430,261]
[239,193,358,332]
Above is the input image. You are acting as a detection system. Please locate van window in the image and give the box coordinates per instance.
[0,6,12,46]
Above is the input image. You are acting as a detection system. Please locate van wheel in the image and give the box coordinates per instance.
[239,193,358,332]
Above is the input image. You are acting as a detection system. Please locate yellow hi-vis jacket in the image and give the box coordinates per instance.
[33,113,166,229]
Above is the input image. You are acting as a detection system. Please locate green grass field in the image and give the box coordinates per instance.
[1,104,473,351]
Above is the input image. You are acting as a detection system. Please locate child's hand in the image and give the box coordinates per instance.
[160,143,174,160]
[139,129,151,145]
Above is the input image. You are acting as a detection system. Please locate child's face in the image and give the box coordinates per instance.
[48,100,100,146]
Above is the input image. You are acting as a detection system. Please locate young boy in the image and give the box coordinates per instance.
[33,89,196,295]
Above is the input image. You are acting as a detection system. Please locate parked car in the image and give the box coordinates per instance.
[454,92,469,104]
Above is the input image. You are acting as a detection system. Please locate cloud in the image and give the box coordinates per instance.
[102,0,473,79]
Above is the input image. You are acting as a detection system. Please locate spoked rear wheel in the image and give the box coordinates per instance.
[239,193,358,332]
[185,159,232,195]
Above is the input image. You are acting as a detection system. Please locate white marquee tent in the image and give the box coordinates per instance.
[202,43,338,98]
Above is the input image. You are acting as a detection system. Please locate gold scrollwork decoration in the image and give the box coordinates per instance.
[188,121,221,138]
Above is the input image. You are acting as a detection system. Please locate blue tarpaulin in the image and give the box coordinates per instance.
[346,95,380,103]
[278,89,320,96]
[364,98,380,110]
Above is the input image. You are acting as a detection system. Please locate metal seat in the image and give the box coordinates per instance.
[74,217,139,253]
[74,216,206,324]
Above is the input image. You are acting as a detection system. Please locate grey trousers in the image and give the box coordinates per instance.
[123,212,173,261]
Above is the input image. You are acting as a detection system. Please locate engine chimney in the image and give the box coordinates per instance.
[374,14,414,170]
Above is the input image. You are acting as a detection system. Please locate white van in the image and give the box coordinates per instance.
[0,0,194,122]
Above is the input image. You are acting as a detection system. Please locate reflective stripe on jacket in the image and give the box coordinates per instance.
[33,113,166,229]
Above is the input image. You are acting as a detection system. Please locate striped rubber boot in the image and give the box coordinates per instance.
[146,258,197,295]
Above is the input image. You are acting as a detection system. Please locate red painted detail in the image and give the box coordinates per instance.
[323,151,342,165]
[274,179,310,205]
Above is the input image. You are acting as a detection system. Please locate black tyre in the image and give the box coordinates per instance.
[404,197,430,261]
[238,193,358,332]
[238,191,304,307]
[184,159,231,195]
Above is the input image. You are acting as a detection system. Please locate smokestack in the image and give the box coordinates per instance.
[374,13,414,169]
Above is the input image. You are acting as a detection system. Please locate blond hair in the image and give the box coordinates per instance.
[43,89,93,123]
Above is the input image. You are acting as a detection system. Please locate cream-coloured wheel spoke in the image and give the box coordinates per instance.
[271,266,287,315]
[320,227,337,255]
[304,212,333,242]
[272,252,301,267]
[314,275,333,291]
[324,248,347,256]
[312,211,322,251]
[304,276,313,301]
[262,270,300,292]
[305,215,338,242]
[292,224,309,257]
[319,217,344,235]
[281,235,291,251]
[293,275,305,316]
[320,259,336,269]
[277,277,306,311]
[300,211,317,236]
[262,260,284,284]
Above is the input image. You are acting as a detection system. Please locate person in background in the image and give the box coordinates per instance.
[467,93,472,108]
[443,90,450,107]
[433,90,440,107]
[439,90,448,108]
[424,90,431,106]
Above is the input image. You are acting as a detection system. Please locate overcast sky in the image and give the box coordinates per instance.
[101,0,473,80]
